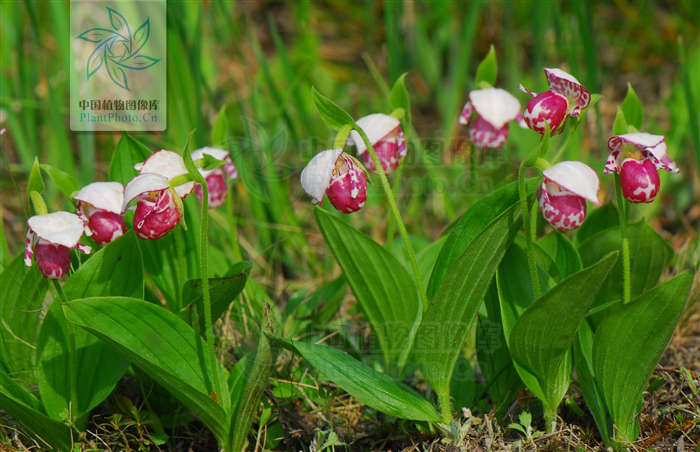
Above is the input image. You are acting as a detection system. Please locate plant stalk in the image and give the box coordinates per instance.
[356,127,429,312]
[439,391,452,424]
[614,173,631,304]
[518,163,542,299]
[53,280,78,422]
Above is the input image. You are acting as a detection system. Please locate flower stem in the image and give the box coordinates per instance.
[439,391,452,424]
[518,163,541,300]
[53,280,78,422]
[198,185,222,402]
[614,173,631,304]
[356,127,429,312]
[385,126,411,251]
[551,119,583,164]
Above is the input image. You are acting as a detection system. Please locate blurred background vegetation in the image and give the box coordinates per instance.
[2,0,698,302]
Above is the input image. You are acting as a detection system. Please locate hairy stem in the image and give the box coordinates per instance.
[518,163,542,299]
[614,173,631,304]
[439,391,452,424]
[356,128,429,312]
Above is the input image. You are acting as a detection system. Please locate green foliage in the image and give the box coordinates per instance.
[474,45,498,87]
[109,133,153,186]
[311,87,355,130]
[314,207,420,370]
[621,83,644,131]
[612,107,629,136]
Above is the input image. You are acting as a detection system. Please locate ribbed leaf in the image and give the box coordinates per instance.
[274,336,440,422]
[621,83,644,130]
[428,178,538,298]
[537,232,582,279]
[594,272,692,442]
[37,232,142,421]
[509,252,618,413]
[64,296,229,443]
[108,132,152,186]
[0,253,49,386]
[311,87,355,130]
[0,371,71,451]
[474,44,497,87]
[315,208,420,370]
[417,197,524,406]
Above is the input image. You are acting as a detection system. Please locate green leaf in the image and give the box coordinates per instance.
[314,208,420,370]
[538,232,582,279]
[594,272,693,442]
[416,195,525,408]
[27,157,45,197]
[574,204,619,247]
[64,296,230,443]
[0,371,72,450]
[0,253,49,386]
[228,303,277,451]
[474,44,497,87]
[428,178,539,298]
[40,164,78,200]
[612,107,628,136]
[273,336,440,422]
[508,252,618,414]
[178,262,251,335]
[389,73,410,118]
[621,83,643,131]
[574,321,610,443]
[333,124,353,149]
[578,220,674,317]
[108,132,152,186]
[311,86,355,131]
[37,232,143,421]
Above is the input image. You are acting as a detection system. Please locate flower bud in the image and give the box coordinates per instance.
[133,189,180,240]
[351,114,406,174]
[522,90,569,135]
[458,88,522,149]
[301,149,368,214]
[73,182,126,245]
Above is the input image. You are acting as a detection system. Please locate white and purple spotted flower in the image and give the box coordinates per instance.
[191,147,238,208]
[519,68,591,135]
[459,88,522,149]
[25,211,92,279]
[349,114,406,174]
[539,161,600,231]
[300,149,368,214]
[73,182,126,245]
[604,133,679,204]
[122,173,182,240]
[134,150,194,199]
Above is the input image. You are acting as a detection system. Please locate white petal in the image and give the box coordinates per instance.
[648,141,679,173]
[27,212,87,248]
[611,132,665,151]
[122,173,170,212]
[73,182,125,214]
[544,68,582,85]
[136,149,194,198]
[543,161,601,205]
[469,88,522,129]
[300,149,343,204]
[191,147,231,178]
[350,114,400,155]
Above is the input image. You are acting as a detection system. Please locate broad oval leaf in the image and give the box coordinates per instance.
[0,254,49,387]
[0,371,72,451]
[593,272,693,442]
[37,232,143,421]
[315,208,420,370]
[537,232,582,279]
[621,83,644,131]
[311,87,355,131]
[40,164,79,201]
[474,44,497,87]
[27,157,45,197]
[578,219,674,317]
[508,252,618,413]
[64,296,229,443]
[108,132,152,186]
[274,337,440,422]
[428,178,539,298]
[417,196,525,405]
[390,73,410,117]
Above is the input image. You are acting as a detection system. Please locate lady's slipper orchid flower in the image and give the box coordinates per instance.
[300,149,367,214]
[123,173,182,240]
[190,147,238,208]
[349,114,406,174]
[519,68,591,135]
[134,149,194,199]
[604,133,679,204]
[73,182,126,245]
[459,88,522,149]
[539,161,601,231]
[25,211,92,279]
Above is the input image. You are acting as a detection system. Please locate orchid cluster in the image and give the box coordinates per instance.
[25,147,237,279]
[454,68,678,232]
[300,113,405,213]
